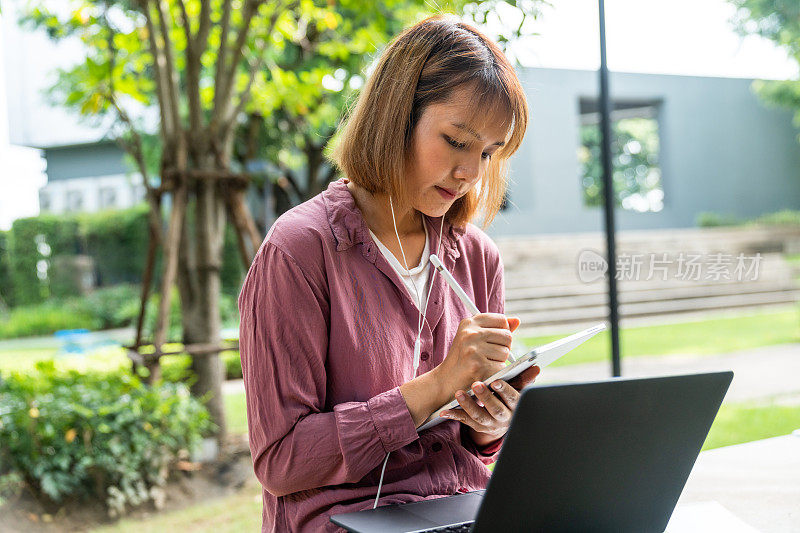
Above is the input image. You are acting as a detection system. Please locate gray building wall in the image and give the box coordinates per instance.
[488,67,800,237]
[45,142,130,181]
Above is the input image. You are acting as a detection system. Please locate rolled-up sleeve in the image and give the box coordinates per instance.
[238,242,419,497]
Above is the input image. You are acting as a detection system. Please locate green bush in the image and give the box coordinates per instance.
[0,286,240,342]
[5,206,247,307]
[750,209,800,227]
[222,351,243,380]
[81,205,154,286]
[82,284,142,330]
[0,230,12,308]
[0,286,141,339]
[697,209,800,228]
[0,302,96,339]
[696,212,742,227]
[158,351,241,383]
[8,215,81,305]
[0,362,214,517]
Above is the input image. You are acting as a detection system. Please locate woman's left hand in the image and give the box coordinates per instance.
[440,365,541,445]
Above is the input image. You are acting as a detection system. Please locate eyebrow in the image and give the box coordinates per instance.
[451,122,506,147]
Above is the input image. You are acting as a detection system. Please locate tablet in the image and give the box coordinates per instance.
[417,323,607,432]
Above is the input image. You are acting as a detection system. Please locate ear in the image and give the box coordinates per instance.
[507,316,520,332]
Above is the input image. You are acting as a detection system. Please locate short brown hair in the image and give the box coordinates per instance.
[328,14,529,228]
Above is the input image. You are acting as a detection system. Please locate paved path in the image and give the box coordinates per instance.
[536,343,800,403]
[674,434,800,532]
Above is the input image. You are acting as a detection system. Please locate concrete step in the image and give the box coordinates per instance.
[513,290,800,326]
[505,277,796,301]
[495,226,800,257]
[504,256,791,289]
[505,281,799,314]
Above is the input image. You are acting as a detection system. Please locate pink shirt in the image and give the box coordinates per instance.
[238,178,506,532]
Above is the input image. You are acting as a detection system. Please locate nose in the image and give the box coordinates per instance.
[453,154,482,185]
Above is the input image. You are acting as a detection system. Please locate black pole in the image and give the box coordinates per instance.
[598,0,621,377]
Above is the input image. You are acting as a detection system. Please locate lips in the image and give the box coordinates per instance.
[435,186,458,199]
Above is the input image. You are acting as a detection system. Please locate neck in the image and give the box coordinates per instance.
[347,181,424,238]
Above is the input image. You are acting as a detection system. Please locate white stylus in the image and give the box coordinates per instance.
[430,254,516,362]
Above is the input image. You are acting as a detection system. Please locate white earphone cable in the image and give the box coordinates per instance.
[373,196,446,509]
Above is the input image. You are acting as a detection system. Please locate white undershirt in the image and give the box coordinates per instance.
[368,224,431,312]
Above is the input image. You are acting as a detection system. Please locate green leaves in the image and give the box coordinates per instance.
[0,366,214,515]
[728,0,800,144]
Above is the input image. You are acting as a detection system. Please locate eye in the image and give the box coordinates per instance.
[444,134,493,161]
[444,135,467,150]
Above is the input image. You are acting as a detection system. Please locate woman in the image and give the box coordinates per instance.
[238,15,538,532]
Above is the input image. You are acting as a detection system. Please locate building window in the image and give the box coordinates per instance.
[99,187,117,209]
[66,190,84,212]
[40,191,51,212]
[578,98,664,212]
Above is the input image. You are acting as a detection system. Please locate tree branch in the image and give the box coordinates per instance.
[212,0,234,118]
[176,0,191,46]
[153,0,185,167]
[223,3,295,136]
[212,0,269,129]
[140,1,171,144]
[176,0,204,138]
[196,0,212,54]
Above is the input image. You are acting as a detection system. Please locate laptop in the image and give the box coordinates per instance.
[331,371,733,532]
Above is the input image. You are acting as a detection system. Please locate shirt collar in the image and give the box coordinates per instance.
[322,178,465,261]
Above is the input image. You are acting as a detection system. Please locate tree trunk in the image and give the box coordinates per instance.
[176,170,228,446]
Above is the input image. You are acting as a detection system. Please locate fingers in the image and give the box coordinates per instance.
[443,390,492,429]
[481,327,514,347]
[442,381,516,431]
[480,342,512,363]
[471,381,513,423]
[471,313,511,329]
[488,379,521,411]
[508,365,540,390]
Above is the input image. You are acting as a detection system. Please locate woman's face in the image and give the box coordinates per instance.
[404,85,511,218]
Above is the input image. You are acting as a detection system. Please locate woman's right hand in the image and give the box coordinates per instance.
[432,313,519,400]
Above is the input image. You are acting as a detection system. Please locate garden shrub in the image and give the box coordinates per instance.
[222,351,243,380]
[697,209,800,228]
[80,205,153,286]
[0,230,12,308]
[0,302,96,339]
[82,284,142,330]
[0,361,214,517]
[6,206,247,307]
[8,215,81,305]
[750,209,800,227]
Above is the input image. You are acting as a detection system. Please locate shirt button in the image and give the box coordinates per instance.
[420,351,429,361]
[432,442,442,452]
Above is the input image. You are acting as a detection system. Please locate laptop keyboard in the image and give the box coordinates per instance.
[415,522,474,532]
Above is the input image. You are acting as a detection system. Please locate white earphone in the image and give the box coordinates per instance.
[388,195,445,378]
[373,196,446,508]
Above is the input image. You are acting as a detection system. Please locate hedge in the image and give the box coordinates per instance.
[0,230,12,307]
[6,205,246,307]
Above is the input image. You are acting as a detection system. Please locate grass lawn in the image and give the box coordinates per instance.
[702,399,800,450]
[518,308,800,367]
[0,346,59,372]
[224,391,248,435]
[91,483,262,533]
